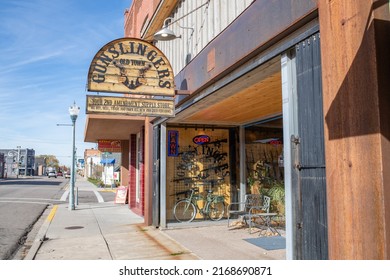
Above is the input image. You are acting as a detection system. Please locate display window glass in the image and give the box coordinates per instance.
[166,127,231,222]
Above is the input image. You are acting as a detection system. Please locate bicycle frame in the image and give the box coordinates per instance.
[173,187,225,222]
[189,188,223,217]
[186,189,203,213]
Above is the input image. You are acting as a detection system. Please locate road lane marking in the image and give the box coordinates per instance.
[0,201,52,205]
[93,190,104,203]
[60,189,105,203]
[60,190,69,201]
[0,197,63,201]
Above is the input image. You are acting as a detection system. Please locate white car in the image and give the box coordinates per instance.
[64,172,71,179]
[48,171,57,178]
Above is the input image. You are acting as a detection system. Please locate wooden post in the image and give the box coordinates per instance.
[318,0,390,259]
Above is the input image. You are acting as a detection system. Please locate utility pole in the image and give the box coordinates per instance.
[16,146,21,178]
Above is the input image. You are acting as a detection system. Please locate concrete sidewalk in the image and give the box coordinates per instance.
[25,177,285,260]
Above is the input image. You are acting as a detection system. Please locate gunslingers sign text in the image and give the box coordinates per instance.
[87,38,175,97]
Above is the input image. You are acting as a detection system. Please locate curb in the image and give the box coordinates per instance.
[24,205,58,260]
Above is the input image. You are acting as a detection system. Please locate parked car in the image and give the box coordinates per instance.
[57,171,63,177]
[48,171,57,178]
[64,172,71,179]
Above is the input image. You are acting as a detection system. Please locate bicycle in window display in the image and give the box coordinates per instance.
[173,186,226,223]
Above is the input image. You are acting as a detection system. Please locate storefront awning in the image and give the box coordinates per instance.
[84,114,145,143]
[168,57,282,126]
[101,158,115,164]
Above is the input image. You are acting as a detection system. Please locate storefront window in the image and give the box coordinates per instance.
[166,127,231,222]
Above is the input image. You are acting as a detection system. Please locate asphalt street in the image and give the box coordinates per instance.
[0,176,114,260]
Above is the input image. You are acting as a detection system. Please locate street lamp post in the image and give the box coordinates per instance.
[16,146,21,178]
[68,101,80,211]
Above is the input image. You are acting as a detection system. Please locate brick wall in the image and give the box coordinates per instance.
[124,0,160,38]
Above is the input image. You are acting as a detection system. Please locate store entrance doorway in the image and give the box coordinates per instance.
[245,117,285,224]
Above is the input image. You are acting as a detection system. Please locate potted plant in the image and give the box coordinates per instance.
[266,180,285,215]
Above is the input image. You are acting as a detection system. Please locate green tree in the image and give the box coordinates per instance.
[37,155,60,170]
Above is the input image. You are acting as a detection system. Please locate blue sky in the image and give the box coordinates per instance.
[0,0,131,166]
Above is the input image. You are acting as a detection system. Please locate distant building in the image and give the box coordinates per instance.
[34,157,46,176]
[84,149,101,179]
[83,148,121,185]
[0,148,35,177]
[0,153,4,178]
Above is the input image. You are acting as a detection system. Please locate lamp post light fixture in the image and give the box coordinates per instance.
[68,101,80,211]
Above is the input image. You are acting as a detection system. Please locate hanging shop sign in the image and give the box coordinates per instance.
[98,140,121,153]
[87,38,175,97]
[86,95,175,117]
[168,130,179,157]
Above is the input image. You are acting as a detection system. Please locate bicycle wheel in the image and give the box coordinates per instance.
[173,199,196,222]
[208,201,225,221]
